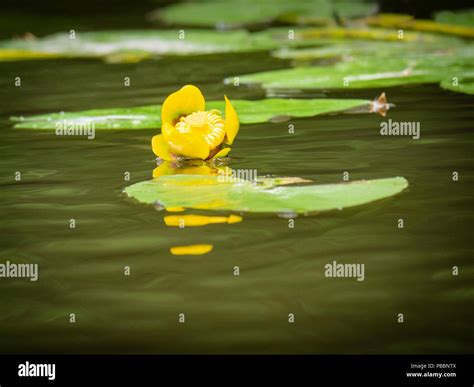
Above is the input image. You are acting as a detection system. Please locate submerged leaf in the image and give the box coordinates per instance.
[124,175,409,214]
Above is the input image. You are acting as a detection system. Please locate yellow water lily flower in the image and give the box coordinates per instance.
[152,85,239,161]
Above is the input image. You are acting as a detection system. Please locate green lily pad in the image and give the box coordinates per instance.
[272,39,464,61]
[440,76,474,95]
[434,9,474,27]
[151,0,287,29]
[277,1,377,25]
[0,30,278,62]
[11,98,370,130]
[233,40,474,92]
[208,98,369,123]
[11,106,161,130]
[152,0,376,29]
[365,13,474,38]
[124,175,409,214]
[233,58,440,90]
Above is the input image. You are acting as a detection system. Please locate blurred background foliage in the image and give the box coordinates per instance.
[0,0,472,37]
[1,0,472,94]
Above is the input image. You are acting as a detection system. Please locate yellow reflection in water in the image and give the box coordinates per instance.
[170,244,214,255]
[153,160,241,256]
[153,161,232,179]
[164,214,242,227]
[166,207,186,212]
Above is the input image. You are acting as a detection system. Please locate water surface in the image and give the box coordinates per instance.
[0,52,473,354]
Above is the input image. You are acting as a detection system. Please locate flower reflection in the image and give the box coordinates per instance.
[170,244,214,255]
[154,160,242,256]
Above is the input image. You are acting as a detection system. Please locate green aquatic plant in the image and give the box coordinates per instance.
[0,29,279,62]
[151,0,376,29]
[232,37,474,94]
[124,172,409,214]
[10,97,372,130]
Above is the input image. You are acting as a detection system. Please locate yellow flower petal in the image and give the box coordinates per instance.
[161,85,205,125]
[170,244,213,255]
[161,122,176,142]
[211,147,231,159]
[224,95,239,145]
[167,130,210,160]
[151,134,174,161]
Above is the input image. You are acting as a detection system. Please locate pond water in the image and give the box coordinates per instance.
[0,50,473,353]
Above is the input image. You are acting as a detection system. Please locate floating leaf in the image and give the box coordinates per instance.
[434,9,474,28]
[11,98,370,130]
[233,58,440,90]
[151,0,287,28]
[152,0,376,29]
[209,98,369,123]
[234,41,474,92]
[273,39,462,61]
[440,76,474,95]
[0,48,64,61]
[366,13,474,38]
[11,105,161,130]
[292,27,432,42]
[277,1,377,25]
[0,30,278,62]
[124,175,409,214]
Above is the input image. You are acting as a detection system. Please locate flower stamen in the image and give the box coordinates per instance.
[175,110,225,150]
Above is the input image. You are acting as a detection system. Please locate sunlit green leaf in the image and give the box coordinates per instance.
[208,98,369,123]
[152,0,376,29]
[277,1,377,25]
[434,9,474,27]
[11,98,370,130]
[440,76,474,94]
[0,30,278,62]
[366,13,474,38]
[124,175,409,214]
[234,41,474,92]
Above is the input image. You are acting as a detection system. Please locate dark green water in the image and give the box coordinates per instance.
[0,52,473,354]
